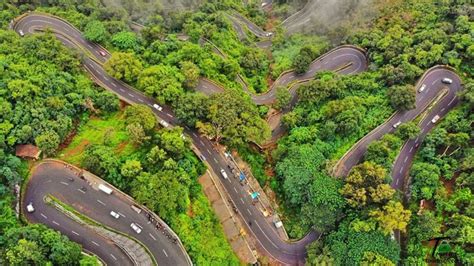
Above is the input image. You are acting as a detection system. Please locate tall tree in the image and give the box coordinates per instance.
[84,20,108,43]
[388,84,416,111]
[104,52,143,83]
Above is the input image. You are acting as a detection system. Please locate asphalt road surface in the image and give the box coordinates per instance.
[334,67,463,188]
[14,11,462,266]
[14,12,322,264]
[23,161,190,266]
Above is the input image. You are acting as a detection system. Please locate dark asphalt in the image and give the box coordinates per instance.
[24,161,190,266]
[14,11,462,266]
[15,13,320,265]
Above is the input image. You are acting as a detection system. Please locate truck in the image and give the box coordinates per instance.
[98,184,113,195]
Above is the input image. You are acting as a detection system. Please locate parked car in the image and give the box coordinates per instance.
[110,211,120,219]
[153,104,163,111]
[130,223,142,234]
[199,154,206,161]
[418,84,426,93]
[442,78,453,84]
[220,169,228,179]
[431,115,440,123]
[159,120,169,128]
[393,121,402,128]
[18,30,25,37]
[26,202,35,213]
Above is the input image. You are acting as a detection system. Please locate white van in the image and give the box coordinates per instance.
[220,169,228,179]
[159,120,169,128]
[98,184,113,195]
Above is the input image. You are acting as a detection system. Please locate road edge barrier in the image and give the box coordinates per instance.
[41,158,193,266]
[45,193,155,266]
[332,65,460,177]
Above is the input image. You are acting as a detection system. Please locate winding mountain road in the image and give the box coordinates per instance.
[14,11,462,266]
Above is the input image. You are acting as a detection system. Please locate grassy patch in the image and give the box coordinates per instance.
[59,112,134,165]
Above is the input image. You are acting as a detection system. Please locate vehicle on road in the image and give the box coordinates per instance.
[98,184,113,195]
[153,104,163,111]
[199,154,206,161]
[180,133,186,140]
[130,223,142,234]
[418,84,426,93]
[265,32,273,37]
[99,50,106,56]
[220,169,228,179]
[393,121,402,128]
[110,211,120,219]
[18,30,24,37]
[159,120,169,128]
[431,115,440,123]
[26,202,35,213]
[442,78,453,84]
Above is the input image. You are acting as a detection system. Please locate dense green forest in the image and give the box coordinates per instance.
[0,0,472,265]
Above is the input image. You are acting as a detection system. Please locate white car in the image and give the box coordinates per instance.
[220,169,228,179]
[418,84,426,93]
[393,121,402,128]
[180,133,186,140]
[153,104,163,111]
[130,223,142,234]
[442,78,453,84]
[110,211,120,219]
[26,202,35,213]
[265,32,273,37]
[159,120,169,128]
[99,50,107,57]
[431,115,440,123]
[18,30,25,37]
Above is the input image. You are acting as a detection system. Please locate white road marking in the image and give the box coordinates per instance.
[77,188,86,194]
[40,213,48,219]
[206,149,211,154]
[431,80,437,85]
[60,181,69,186]
[415,137,419,143]
[72,231,80,236]
[255,221,279,249]
[118,212,126,218]
[192,133,197,137]
[87,44,93,49]
[52,221,60,226]
[200,140,205,146]
[97,200,106,206]
[448,97,456,105]
[149,233,157,241]
[396,179,400,186]
[240,198,245,204]
[162,249,168,257]
[110,254,117,261]
[119,88,125,92]
[400,167,404,174]
[404,156,408,163]
[247,209,252,215]
[111,83,117,88]
[441,107,445,112]
[103,76,109,81]
[213,158,218,163]
[409,146,414,152]
[91,241,100,246]
[128,93,135,98]
[166,113,173,118]
[138,99,144,102]
[233,187,238,193]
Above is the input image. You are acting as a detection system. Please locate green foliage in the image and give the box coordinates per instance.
[388,84,416,111]
[124,104,157,132]
[104,52,143,83]
[396,121,420,140]
[274,86,292,110]
[137,64,184,104]
[326,218,400,265]
[2,224,82,265]
[340,161,394,208]
[84,20,108,43]
[196,90,270,145]
[111,31,139,50]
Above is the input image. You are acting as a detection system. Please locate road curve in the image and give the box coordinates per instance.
[24,160,191,266]
[334,66,463,189]
[14,12,324,265]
